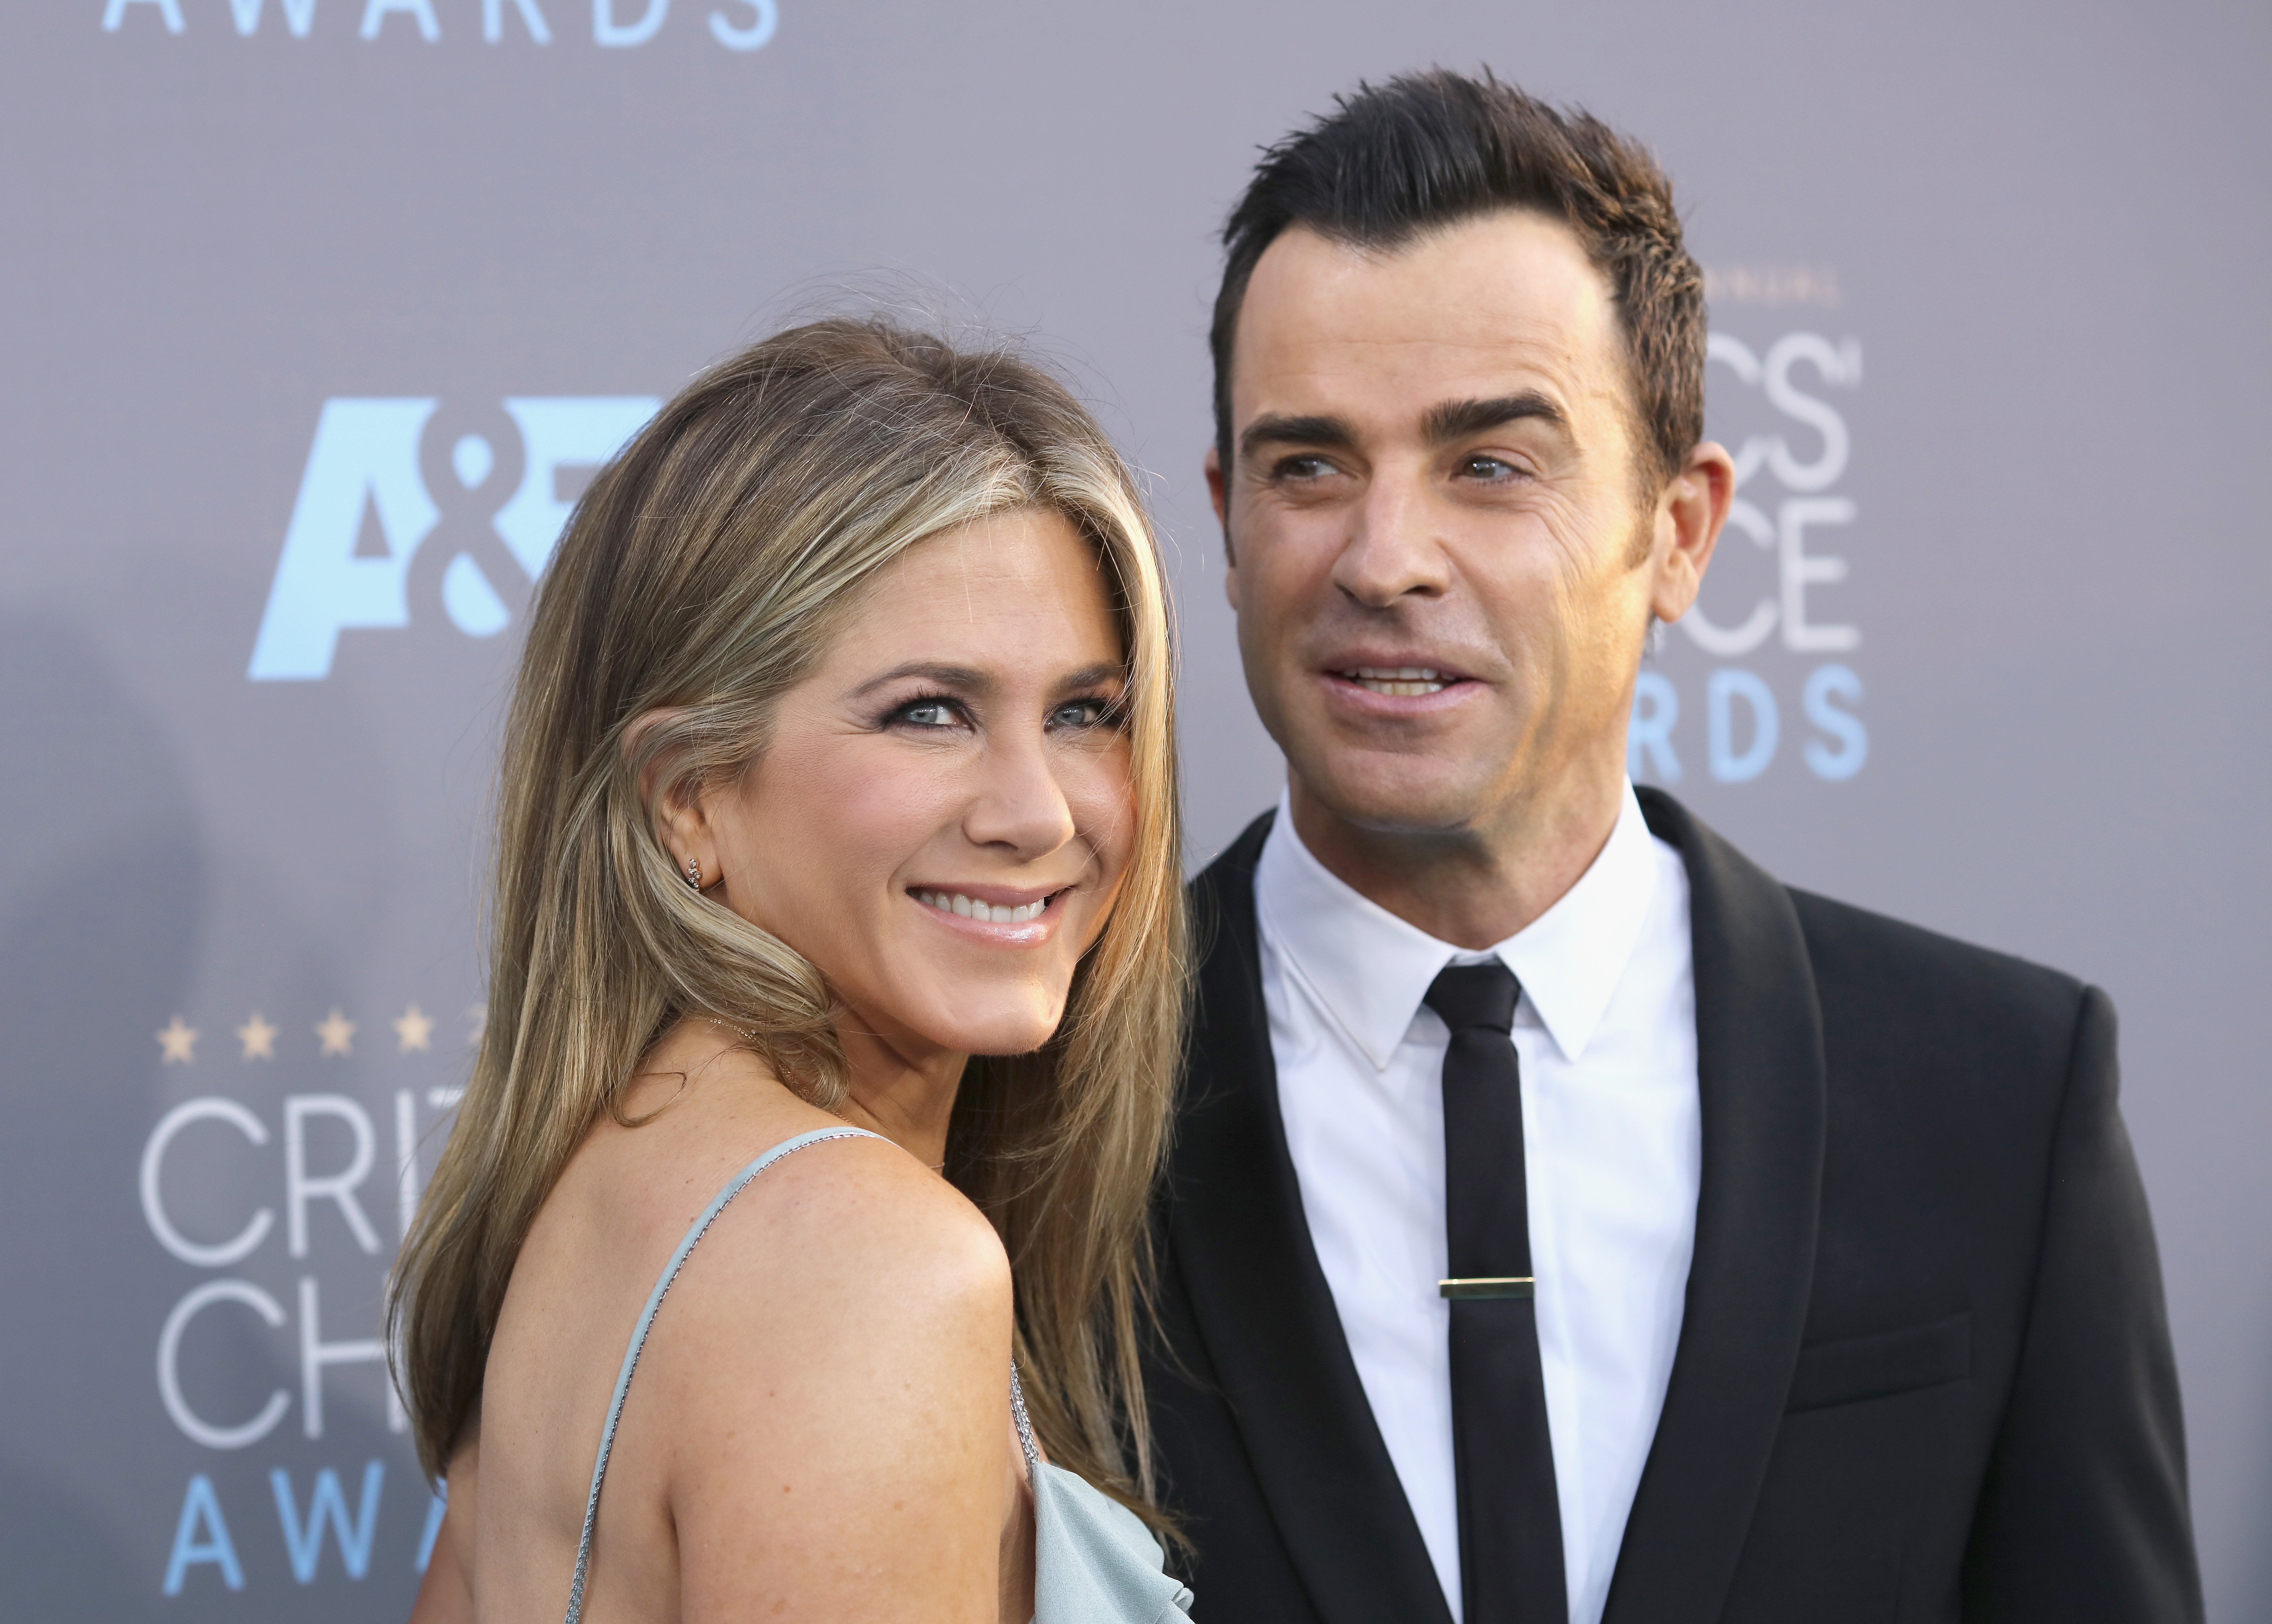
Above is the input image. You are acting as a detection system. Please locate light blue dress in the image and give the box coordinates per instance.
[562,1126,1196,1624]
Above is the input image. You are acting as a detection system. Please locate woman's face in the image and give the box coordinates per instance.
[702,508,1137,1066]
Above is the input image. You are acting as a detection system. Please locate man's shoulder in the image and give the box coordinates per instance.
[1641,786,2094,1057]
[1787,883,2086,1021]
[1185,809,1276,959]
[1189,809,1276,894]
[1192,791,2100,1053]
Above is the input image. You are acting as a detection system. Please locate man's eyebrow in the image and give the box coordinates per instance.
[1238,413,1356,463]
[1237,397,1570,463]
[847,661,990,700]
[1423,392,1570,446]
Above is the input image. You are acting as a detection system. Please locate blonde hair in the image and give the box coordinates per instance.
[389,318,1186,1527]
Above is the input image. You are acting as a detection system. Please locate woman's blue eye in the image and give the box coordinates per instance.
[1051,699,1114,729]
[899,700,958,728]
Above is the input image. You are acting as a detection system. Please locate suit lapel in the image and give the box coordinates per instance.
[1170,813,1455,1624]
[1603,790,1827,1624]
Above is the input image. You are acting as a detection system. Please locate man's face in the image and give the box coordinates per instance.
[1213,210,1701,843]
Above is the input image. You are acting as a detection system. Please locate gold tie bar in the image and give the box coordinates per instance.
[1439,1277,1534,1301]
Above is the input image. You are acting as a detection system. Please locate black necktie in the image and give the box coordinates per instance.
[1426,961,1566,1624]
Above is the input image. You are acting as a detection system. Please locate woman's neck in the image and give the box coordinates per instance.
[834,1019,967,1172]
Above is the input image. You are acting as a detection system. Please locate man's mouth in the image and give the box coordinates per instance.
[1336,665,1459,697]
[911,888,1061,925]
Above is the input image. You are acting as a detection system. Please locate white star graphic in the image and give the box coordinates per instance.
[237,1013,277,1061]
[394,1004,435,1052]
[316,1008,356,1057]
[156,1015,198,1065]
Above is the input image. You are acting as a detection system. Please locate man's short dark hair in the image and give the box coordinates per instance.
[1210,68,1705,497]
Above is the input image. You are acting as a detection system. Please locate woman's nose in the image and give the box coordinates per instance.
[962,730,1077,858]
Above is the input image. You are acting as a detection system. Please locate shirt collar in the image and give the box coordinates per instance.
[1253,781,1662,1069]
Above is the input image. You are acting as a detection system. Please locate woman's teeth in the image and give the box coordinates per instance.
[915,890,1050,924]
[1347,665,1449,696]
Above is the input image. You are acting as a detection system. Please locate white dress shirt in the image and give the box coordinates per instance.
[1255,781,1700,1624]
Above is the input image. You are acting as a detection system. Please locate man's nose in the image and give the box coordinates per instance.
[1330,467,1451,608]
[963,728,1078,858]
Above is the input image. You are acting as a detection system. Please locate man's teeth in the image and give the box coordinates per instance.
[915,890,1050,924]
[1346,665,1449,696]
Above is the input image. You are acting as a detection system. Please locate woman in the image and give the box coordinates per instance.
[389,318,1192,1622]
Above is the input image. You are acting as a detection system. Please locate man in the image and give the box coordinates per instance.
[1145,70,2201,1624]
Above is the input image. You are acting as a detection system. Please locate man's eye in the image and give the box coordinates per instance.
[1271,454,1339,481]
[1457,453,1523,481]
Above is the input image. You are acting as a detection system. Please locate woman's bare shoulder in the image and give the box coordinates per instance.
[647,1129,1013,1599]
[562,1044,1008,1340]
[687,1127,1010,1328]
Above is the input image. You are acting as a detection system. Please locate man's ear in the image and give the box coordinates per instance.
[1207,444,1241,607]
[1650,439,1736,626]
[622,708,717,890]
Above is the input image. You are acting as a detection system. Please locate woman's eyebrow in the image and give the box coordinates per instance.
[1054,663,1125,695]
[846,661,989,700]
[847,660,1124,702]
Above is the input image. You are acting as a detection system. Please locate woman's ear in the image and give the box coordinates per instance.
[623,709,716,891]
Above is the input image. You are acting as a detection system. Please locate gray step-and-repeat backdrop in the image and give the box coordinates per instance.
[3,2,2265,1617]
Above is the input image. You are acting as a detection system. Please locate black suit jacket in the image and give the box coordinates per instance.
[1145,790,2200,1624]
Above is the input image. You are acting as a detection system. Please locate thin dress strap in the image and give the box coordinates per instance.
[563,1125,883,1624]
[1009,1360,1043,1480]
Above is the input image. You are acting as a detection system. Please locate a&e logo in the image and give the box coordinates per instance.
[247,396,657,680]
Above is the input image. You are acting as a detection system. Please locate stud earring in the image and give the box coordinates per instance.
[684,856,702,890]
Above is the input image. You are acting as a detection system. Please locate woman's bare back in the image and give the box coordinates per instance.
[436,1032,1033,1624]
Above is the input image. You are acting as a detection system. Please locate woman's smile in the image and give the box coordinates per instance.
[909,882,1072,940]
